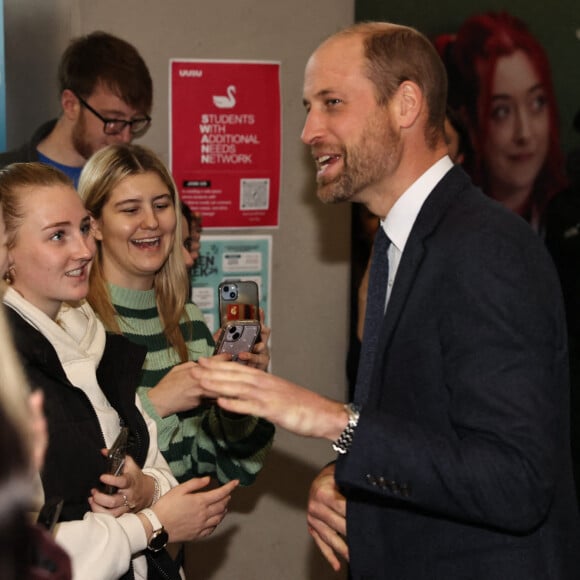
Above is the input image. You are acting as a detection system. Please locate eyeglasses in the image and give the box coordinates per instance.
[74,93,151,137]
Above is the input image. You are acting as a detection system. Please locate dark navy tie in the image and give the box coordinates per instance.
[354,226,390,404]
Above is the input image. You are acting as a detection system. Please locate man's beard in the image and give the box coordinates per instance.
[316,114,401,205]
[71,114,96,161]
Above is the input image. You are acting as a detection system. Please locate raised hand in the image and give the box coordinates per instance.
[193,357,346,440]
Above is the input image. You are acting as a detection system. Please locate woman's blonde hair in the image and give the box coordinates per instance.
[78,144,190,361]
[0,162,74,253]
[0,163,70,442]
[0,163,74,577]
[0,163,47,520]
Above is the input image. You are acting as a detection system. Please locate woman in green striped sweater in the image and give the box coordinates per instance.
[78,144,274,485]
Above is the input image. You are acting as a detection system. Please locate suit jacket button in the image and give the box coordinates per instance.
[389,481,399,493]
[365,474,377,486]
[400,483,411,497]
[378,477,387,489]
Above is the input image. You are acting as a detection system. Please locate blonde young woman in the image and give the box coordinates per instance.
[0,163,235,580]
[0,215,70,578]
[78,144,274,485]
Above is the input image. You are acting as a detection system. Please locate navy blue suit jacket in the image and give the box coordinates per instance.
[336,166,580,579]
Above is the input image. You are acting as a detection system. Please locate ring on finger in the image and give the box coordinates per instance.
[122,494,136,511]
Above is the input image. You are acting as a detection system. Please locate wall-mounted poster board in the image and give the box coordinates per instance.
[170,59,281,229]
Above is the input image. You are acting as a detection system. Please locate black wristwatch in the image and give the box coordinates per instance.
[140,508,169,552]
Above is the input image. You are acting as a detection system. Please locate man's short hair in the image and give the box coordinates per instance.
[337,23,447,149]
[58,31,153,114]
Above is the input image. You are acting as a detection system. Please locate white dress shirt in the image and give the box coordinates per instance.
[381,155,454,307]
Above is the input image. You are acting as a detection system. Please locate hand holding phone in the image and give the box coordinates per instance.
[214,320,261,364]
[102,427,129,495]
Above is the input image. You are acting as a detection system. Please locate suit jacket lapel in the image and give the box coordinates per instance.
[365,166,471,406]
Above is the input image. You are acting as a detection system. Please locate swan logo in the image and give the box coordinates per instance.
[179,69,203,78]
[213,85,236,109]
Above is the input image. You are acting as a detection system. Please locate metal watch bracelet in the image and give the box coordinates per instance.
[332,403,361,454]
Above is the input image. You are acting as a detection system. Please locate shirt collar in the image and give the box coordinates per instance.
[383,155,454,252]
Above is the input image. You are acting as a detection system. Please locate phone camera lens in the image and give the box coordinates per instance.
[228,326,241,341]
[221,283,238,301]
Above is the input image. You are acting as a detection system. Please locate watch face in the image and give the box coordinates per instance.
[148,529,169,552]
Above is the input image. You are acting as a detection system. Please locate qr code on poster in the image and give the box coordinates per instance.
[240,178,270,210]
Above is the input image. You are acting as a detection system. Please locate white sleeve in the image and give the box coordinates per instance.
[54,512,147,580]
[53,398,177,580]
[135,394,177,495]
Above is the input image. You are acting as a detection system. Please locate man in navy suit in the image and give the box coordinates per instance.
[194,22,580,578]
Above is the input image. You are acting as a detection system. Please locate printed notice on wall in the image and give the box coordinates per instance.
[190,235,271,334]
[170,60,281,229]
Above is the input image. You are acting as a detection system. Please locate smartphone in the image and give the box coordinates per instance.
[214,320,261,363]
[102,427,129,495]
[37,497,64,532]
[218,280,260,326]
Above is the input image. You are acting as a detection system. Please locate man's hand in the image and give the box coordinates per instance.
[194,357,347,440]
[307,463,349,571]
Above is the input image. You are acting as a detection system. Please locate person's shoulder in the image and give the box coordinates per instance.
[0,143,32,167]
[424,167,549,267]
[439,166,534,234]
[0,119,59,169]
[105,330,147,351]
[423,164,485,218]
[3,303,41,343]
[420,166,509,237]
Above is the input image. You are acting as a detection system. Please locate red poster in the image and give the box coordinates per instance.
[170,60,281,229]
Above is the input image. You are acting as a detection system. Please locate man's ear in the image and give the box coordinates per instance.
[396,81,422,129]
[90,215,103,241]
[61,89,81,121]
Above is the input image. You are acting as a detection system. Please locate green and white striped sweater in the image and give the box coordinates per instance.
[109,283,275,485]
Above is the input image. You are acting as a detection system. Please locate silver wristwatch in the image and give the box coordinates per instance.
[332,403,361,455]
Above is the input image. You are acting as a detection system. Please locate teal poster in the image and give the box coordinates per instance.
[191,235,271,334]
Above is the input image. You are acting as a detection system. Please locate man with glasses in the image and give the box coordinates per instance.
[0,31,152,187]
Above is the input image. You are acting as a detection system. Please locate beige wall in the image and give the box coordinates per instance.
[4,1,353,578]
